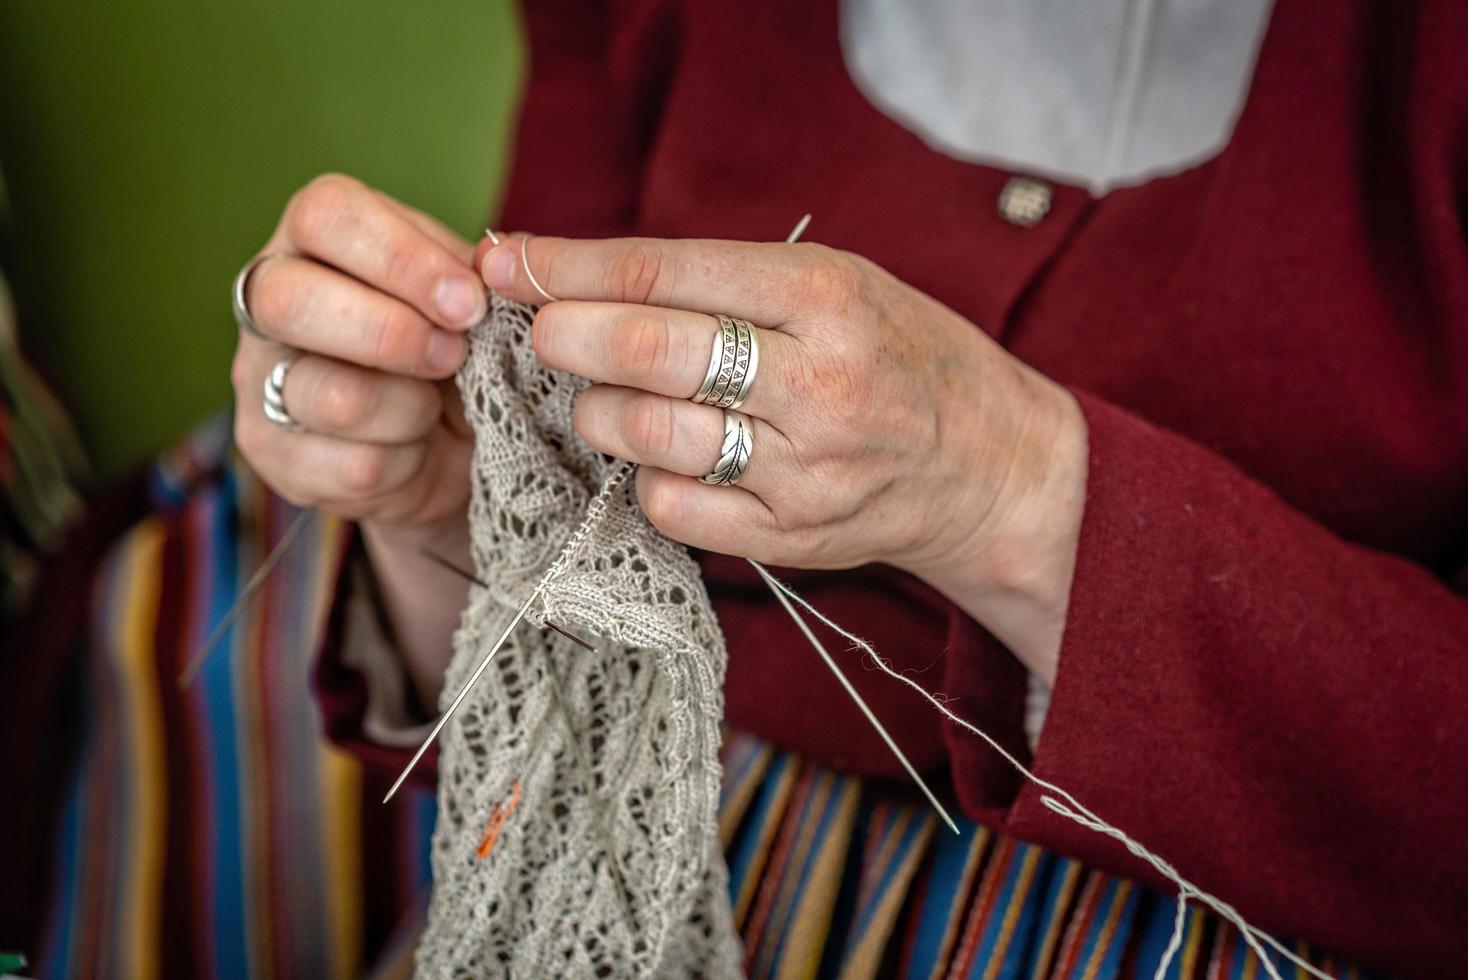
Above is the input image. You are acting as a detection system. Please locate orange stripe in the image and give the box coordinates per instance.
[1179,905,1207,979]
[117,521,168,980]
[756,772,833,977]
[950,836,1017,978]
[742,767,815,964]
[1079,880,1132,980]
[774,779,859,980]
[981,846,1044,980]
[1026,860,1082,980]
[1052,873,1104,979]
[734,760,800,925]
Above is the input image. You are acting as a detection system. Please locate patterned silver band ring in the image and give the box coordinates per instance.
[700,409,753,487]
[693,314,760,410]
[262,349,305,432]
[232,252,288,341]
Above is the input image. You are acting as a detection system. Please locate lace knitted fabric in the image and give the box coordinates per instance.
[415,294,743,978]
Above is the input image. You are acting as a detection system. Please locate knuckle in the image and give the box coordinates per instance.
[790,350,873,417]
[287,173,361,251]
[376,235,420,292]
[638,475,683,533]
[621,396,675,459]
[314,368,376,431]
[794,248,864,309]
[366,305,427,371]
[338,445,386,495]
[611,312,673,382]
[605,244,668,306]
[530,305,561,362]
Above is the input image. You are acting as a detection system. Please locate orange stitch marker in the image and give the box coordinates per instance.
[475,780,524,859]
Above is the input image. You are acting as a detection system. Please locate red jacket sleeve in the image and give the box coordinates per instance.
[973,389,1468,975]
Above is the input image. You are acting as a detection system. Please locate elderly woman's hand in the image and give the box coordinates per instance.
[479,235,1088,679]
[231,174,480,530]
[231,175,484,707]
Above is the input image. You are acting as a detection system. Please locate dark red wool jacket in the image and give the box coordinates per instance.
[317,0,1468,973]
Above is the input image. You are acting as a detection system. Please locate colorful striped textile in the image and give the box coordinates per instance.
[715,732,1385,980]
[36,420,1385,978]
[39,421,434,979]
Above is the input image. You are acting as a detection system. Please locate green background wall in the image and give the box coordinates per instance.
[0,1,523,480]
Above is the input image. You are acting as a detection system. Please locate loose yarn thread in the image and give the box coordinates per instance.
[750,564,1336,980]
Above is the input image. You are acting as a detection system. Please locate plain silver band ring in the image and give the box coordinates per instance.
[700,409,753,487]
[262,349,305,432]
[233,252,288,341]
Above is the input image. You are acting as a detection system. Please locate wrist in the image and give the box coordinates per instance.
[909,375,1088,682]
[359,514,472,712]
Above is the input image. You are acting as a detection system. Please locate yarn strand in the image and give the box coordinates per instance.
[749,562,1336,980]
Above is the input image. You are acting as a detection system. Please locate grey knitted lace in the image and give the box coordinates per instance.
[414,293,743,977]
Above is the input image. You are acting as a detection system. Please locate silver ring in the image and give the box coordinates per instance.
[262,350,305,431]
[232,252,287,341]
[692,314,760,410]
[700,409,753,486]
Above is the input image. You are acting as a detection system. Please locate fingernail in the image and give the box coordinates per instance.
[434,277,486,327]
[427,330,466,373]
[482,246,516,292]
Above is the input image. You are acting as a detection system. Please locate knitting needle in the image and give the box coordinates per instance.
[749,561,960,834]
[383,582,545,803]
[725,215,960,835]
[419,548,595,651]
[179,507,313,688]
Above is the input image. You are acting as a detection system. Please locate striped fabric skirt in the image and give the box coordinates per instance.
[35,421,1381,979]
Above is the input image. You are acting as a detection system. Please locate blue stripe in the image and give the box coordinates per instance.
[725,754,796,901]
[202,475,249,978]
[1132,893,1193,979]
[852,806,925,938]
[42,744,90,977]
[765,773,847,971]
[906,815,982,977]
[410,788,437,893]
[974,844,1052,980]
[1071,879,1139,980]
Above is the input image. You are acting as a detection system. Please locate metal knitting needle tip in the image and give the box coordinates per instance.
[543,619,596,652]
[748,560,961,835]
[421,548,596,651]
[485,227,502,246]
[383,584,544,804]
[786,214,813,244]
[179,508,313,689]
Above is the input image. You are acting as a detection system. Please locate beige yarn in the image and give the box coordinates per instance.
[414,293,743,978]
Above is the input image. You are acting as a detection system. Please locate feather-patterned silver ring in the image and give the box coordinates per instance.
[262,349,305,432]
[700,409,753,487]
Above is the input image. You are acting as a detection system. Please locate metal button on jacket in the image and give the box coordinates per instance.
[998,176,1054,228]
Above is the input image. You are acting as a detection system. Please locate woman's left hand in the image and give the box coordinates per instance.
[478,235,1088,680]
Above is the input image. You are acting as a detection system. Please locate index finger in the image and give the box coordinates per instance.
[280,174,485,331]
[479,235,842,327]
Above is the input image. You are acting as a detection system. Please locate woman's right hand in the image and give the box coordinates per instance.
[231,173,480,530]
[232,174,482,710]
